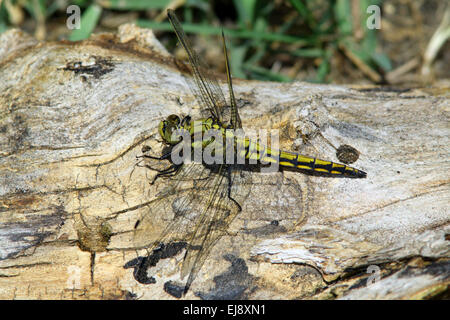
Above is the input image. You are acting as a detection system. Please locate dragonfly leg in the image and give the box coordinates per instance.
[136,149,174,172]
[151,164,182,185]
[226,166,242,212]
[137,151,172,161]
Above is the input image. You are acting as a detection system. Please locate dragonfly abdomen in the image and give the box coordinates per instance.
[238,137,366,178]
[277,151,366,178]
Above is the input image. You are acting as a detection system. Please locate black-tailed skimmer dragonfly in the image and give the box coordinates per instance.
[126,9,366,297]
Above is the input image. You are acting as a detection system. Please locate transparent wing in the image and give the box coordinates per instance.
[222,30,242,129]
[133,160,252,292]
[180,164,252,291]
[132,162,211,249]
[167,9,238,128]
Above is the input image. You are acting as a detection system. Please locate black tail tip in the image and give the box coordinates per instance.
[356,170,367,178]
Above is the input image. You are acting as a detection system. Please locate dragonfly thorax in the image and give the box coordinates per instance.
[159,114,217,145]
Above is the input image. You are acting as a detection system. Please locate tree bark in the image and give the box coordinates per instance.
[0,25,448,300]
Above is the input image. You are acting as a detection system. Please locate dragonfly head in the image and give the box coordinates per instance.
[159,114,182,145]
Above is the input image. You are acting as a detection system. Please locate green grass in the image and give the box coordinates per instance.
[0,0,391,83]
[68,4,102,41]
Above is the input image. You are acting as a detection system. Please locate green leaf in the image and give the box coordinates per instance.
[185,0,209,12]
[361,29,377,54]
[342,39,371,63]
[245,42,266,66]
[137,20,314,44]
[243,64,292,82]
[335,0,352,35]
[23,0,45,21]
[100,0,171,10]
[292,48,324,58]
[36,0,47,19]
[289,0,315,27]
[72,0,91,6]
[371,52,392,71]
[316,59,330,83]
[0,22,7,34]
[0,0,8,26]
[230,45,247,79]
[233,0,256,27]
[315,50,332,82]
[68,4,102,41]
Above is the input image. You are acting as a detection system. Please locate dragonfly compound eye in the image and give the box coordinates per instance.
[167,114,181,126]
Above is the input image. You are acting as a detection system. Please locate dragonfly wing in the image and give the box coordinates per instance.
[133,162,212,249]
[181,164,252,292]
[222,31,242,129]
[167,9,234,127]
[133,162,252,292]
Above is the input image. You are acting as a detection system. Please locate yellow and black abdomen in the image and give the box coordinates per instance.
[239,138,366,178]
[275,150,366,178]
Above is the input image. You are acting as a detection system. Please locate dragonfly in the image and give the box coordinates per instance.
[129,9,367,297]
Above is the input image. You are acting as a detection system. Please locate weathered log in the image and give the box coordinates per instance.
[0,25,448,300]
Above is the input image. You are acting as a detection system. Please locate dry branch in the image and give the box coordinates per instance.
[0,25,448,300]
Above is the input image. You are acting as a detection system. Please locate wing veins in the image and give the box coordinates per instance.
[167,9,229,124]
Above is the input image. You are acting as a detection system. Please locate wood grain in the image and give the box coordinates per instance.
[0,26,448,300]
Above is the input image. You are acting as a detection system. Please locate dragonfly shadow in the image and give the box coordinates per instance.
[124,242,187,285]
